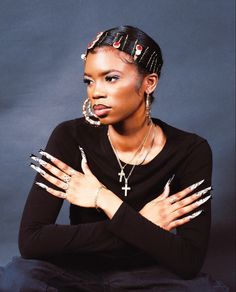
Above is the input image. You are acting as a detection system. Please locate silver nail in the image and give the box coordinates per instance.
[189,179,205,191]
[39,150,56,162]
[196,195,212,206]
[195,186,212,197]
[30,164,46,175]
[35,182,48,190]
[78,146,87,162]
[31,155,47,166]
[167,174,175,186]
[164,174,175,189]
[188,210,203,220]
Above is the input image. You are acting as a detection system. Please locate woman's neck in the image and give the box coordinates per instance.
[108,117,152,152]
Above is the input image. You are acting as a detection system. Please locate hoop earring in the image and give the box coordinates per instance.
[146,93,152,124]
[82,98,101,126]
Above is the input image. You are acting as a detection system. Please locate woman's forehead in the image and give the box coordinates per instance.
[84,47,136,76]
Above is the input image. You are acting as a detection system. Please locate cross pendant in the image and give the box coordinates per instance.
[122,179,131,196]
[118,169,125,182]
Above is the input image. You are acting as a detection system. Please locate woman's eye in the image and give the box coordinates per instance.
[83,78,92,85]
[105,75,119,82]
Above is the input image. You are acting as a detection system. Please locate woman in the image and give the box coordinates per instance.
[0,26,227,291]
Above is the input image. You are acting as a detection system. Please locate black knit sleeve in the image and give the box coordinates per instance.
[107,139,212,279]
[18,121,126,259]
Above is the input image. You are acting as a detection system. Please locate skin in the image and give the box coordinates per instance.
[31,47,211,231]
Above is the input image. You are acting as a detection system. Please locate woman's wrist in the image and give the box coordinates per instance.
[96,187,123,219]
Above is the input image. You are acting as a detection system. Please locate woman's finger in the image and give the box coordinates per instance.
[35,182,67,199]
[31,155,73,183]
[78,146,94,176]
[30,163,68,190]
[39,150,76,176]
[167,210,203,231]
[172,194,211,219]
[168,179,205,204]
[171,186,212,211]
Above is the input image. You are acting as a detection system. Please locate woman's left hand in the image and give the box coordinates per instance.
[30,150,104,208]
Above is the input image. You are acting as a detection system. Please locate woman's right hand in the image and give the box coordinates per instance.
[139,179,211,231]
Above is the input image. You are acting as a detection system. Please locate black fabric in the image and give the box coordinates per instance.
[0,257,229,292]
[13,117,217,289]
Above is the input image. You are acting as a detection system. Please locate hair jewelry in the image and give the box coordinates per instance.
[133,44,143,61]
[87,31,104,49]
[113,36,123,49]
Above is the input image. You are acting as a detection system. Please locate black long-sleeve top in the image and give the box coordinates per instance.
[19,118,212,279]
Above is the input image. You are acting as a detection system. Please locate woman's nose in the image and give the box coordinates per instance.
[92,83,106,99]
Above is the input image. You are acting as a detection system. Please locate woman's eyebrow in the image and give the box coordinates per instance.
[84,69,122,77]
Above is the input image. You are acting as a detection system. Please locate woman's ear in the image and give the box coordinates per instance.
[145,73,158,94]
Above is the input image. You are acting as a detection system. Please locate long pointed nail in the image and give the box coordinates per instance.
[30,163,46,175]
[35,182,49,190]
[188,210,203,220]
[165,174,175,189]
[196,195,212,206]
[30,154,47,166]
[79,146,87,162]
[39,149,56,162]
[189,179,205,191]
[195,186,212,197]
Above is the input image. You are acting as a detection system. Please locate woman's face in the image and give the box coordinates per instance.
[83,47,147,125]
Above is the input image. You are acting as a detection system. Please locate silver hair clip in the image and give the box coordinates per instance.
[138,46,149,63]
[131,39,138,56]
[153,55,158,73]
[121,34,129,50]
[146,51,156,68]
[87,31,104,50]
[97,31,108,45]
[150,53,158,72]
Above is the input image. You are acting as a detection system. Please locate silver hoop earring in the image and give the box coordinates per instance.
[146,94,152,124]
[82,98,101,126]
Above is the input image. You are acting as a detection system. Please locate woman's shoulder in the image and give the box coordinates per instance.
[50,117,106,140]
[153,118,211,151]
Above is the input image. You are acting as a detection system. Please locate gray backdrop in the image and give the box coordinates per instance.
[0,0,235,290]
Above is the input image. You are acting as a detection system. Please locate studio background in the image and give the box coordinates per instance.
[0,0,235,290]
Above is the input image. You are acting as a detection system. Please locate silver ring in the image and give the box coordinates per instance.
[63,182,69,190]
[58,192,67,199]
[63,174,71,183]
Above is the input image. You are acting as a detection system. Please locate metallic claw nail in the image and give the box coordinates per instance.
[167,175,175,186]
[195,186,212,197]
[164,174,175,190]
[30,163,46,175]
[79,146,87,162]
[39,149,56,162]
[35,182,48,190]
[30,154,47,166]
[196,195,212,206]
[188,210,203,220]
[189,179,205,191]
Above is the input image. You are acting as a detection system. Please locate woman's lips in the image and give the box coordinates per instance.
[93,104,111,117]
